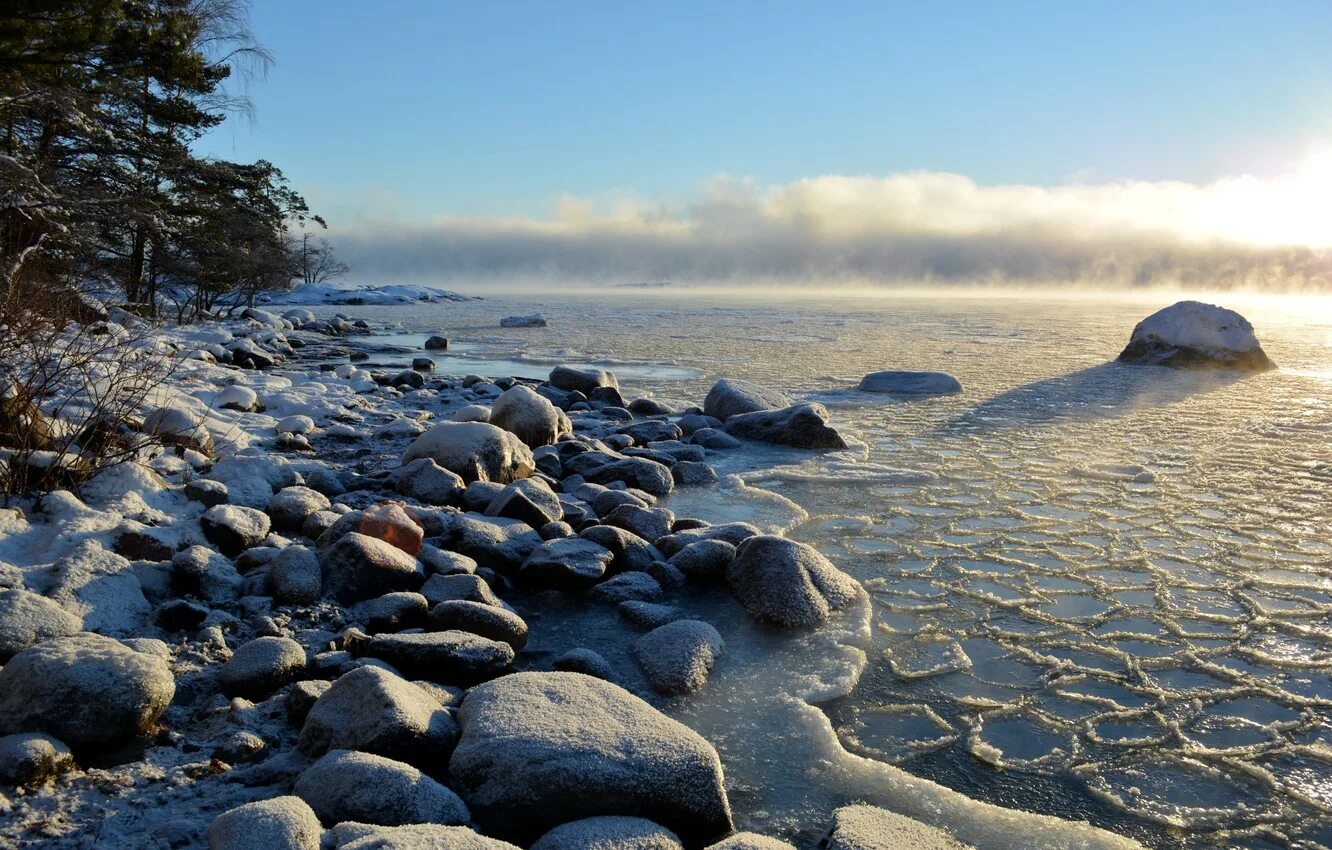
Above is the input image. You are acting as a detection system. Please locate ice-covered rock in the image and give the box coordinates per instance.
[218,636,307,699]
[428,600,528,650]
[580,525,664,574]
[1117,300,1275,370]
[825,803,974,850]
[395,457,466,505]
[450,671,733,843]
[589,572,663,604]
[402,421,536,484]
[295,749,471,827]
[328,824,520,850]
[485,478,563,528]
[202,505,272,556]
[435,512,543,570]
[207,796,321,850]
[549,366,619,395]
[319,532,425,603]
[0,588,82,661]
[48,540,151,636]
[604,504,674,542]
[363,630,514,682]
[453,404,491,423]
[0,634,174,751]
[501,313,547,328]
[298,665,457,766]
[726,535,860,628]
[631,619,724,695]
[521,537,615,589]
[261,282,471,306]
[531,817,684,850]
[491,385,571,448]
[268,485,331,531]
[358,502,426,556]
[858,371,962,395]
[703,379,790,421]
[723,403,846,450]
[270,544,322,603]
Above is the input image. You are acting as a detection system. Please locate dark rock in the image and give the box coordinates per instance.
[722,403,846,450]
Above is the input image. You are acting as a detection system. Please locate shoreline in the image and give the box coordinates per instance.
[0,305,1146,849]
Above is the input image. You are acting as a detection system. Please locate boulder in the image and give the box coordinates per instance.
[0,732,74,786]
[0,588,82,661]
[298,665,457,766]
[703,379,790,421]
[295,749,470,827]
[395,457,466,505]
[47,540,150,636]
[207,796,321,850]
[491,385,571,448]
[402,421,536,484]
[825,803,974,850]
[726,536,859,628]
[320,532,424,604]
[668,540,735,581]
[435,513,543,571]
[202,505,272,556]
[453,404,492,423]
[501,313,547,328]
[329,824,520,850]
[631,620,724,695]
[218,636,307,699]
[270,544,322,604]
[520,537,615,589]
[450,672,732,843]
[0,634,174,751]
[858,370,962,395]
[428,600,528,649]
[485,478,563,528]
[722,403,846,450]
[531,817,684,850]
[1117,300,1275,370]
[584,457,674,497]
[549,366,618,395]
[425,335,450,350]
[363,630,514,683]
[267,486,331,532]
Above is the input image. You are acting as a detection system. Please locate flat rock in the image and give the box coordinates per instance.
[364,630,514,683]
[295,749,470,827]
[703,379,790,421]
[858,371,962,395]
[521,537,615,589]
[726,535,860,628]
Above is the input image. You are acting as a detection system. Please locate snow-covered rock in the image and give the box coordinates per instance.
[0,588,82,661]
[261,283,472,306]
[500,313,547,328]
[0,634,174,751]
[1117,300,1275,370]
[826,803,974,850]
[723,403,847,450]
[276,414,316,435]
[726,535,860,628]
[402,421,535,484]
[143,405,213,454]
[631,619,724,695]
[451,672,732,843]
[703,379,790,421]
[294,749,471,827]
[207,796,321,850]
[705,833,797,850]
[858,370,962,395]
[47,540,151,636]
[215,384,260,412]
[268,485,331,531]
[201,504,272,556]
[490,385,570,448]
[452,404,491,423]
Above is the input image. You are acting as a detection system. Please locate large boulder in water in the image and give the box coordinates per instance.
[449,671,733,844]
[858,371,962,395]
[703,379,790,421]
[1117,301,1275,371]
[490,385,571,448]
[402,421,536,484]
[726,535,860,628]
[549,366,618,395]
[722,403,846,450]
[0,634,174,751]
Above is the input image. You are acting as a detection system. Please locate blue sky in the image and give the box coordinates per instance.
[202,1,1332,226]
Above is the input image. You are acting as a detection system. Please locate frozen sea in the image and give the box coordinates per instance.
[336,288,1332,849]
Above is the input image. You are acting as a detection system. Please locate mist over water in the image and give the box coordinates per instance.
[347,288,1332,848]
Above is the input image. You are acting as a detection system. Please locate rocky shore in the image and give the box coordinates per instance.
[0,305,1147,850]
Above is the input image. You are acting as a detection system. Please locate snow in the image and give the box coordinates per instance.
[259,283,472,306]
[1119,300,1274,368]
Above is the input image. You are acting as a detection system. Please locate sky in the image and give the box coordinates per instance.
[200,1,1332,287]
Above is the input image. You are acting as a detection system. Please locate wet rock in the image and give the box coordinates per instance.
[631,620,724,695]
[298,666,457,766]
[549,366,618,395]
[295,749,470,827]
[0,588,81,661]
[218,636,307,699]
[425,335,450,350]
[825,803,973,850]
[1117,300,1275,370]
[703,379,790,421]
[491,385,571,448]
[202,505,272,556]
[0,634,174,751]
[270,544,322,604]
[320,532,424,604]
[363,630,514,683]
[428,600,528,649]
[450,671,732,843]
[531,817,684,850]
[722,403,846,450]
[520,537,614,589]
[0,733,74,786]
[485,478,563,528]
[726,536,859,628]
[207,796,321,850]
[268,486,331,532]
[395,457,466,506]
[402,421,536,484]
[668,540,735,581]
[858,370,962,395]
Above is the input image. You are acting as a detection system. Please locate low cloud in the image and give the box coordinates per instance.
[328,161,1332,289]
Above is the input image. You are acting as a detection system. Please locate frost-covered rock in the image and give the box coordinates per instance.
[298,665,457,766]
[668,540,735,581]
[490,385,570,448]
[320,532,424,603]
[450,671,732,843]
[428,600,528,650]
[295,749,471,827]
[218,636,307,699]
[402,421,536,484]
[705,834,797,850]
[584,457,674,497]
[549,366,619,395]
[501,313,547,328]
[726,535,860,628]
[435,512,543,570]
[858,371,962,395]
[363,630,514,682]
[0,634,174,751]
[826,803,974,850]
[270,544,322,603]
[531,817,683,850]
[395,457,466,505]
[48,540,151,636]
[0,588,82,661]
[520,537,615,589]
[723,403,846,450]
[172,545,243,603]
[589,572,663,604]
[143,405,213,454]
[207,796,321,850]
[580,525,663,574]
[703,379,790,421]
[1117,300,1275,370]
[453,404,491,423]
[268,485,331,531]
[485,478,563,528]
[631,619,724,695]
[604,504,673,542]
[358,502,426,556]
[202,505,272,556]
[329,824,520,850]
[0,732,74,787]
[656,522,759,556]
[421,573,503,608]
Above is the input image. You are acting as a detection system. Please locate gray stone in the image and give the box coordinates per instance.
[270,544,322,604]
[330,824,520,850]
[727,536,860,628]
[631,620,724,695]
[668,540,735,581]
[531,817,683,850]
[549,366,618,395]
[723,403,846,450]
[857,371,962,395]
[295,749,470,827]
[0,733,73,786]
[219,636,307,699]
[584,458,674,497]
[604,504,674,542]
[580,525,663,573]
[268,486,332,532]
[589,572,663,604]
[402,421,536,484]
[298,665,457,766]
[47,540,151,636]
[202,505,272,556]
[364,630,514,683]
[520,537,614,589]
[172,545,242,603]
[0,588,81,661]
[320,532,424,604]
[705,834,797,850]
[207,796,321,850]
[486,478,563,528]
[435,512,543,570]
[395,457,466,506]
[552,648,618,681]
[420,573,502,608]
[703,379,790,421]
[672,461,719,487]
[353,591,429,632]
[491,385,570,448]
[691,428,742,450]
[429,600,528,649]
